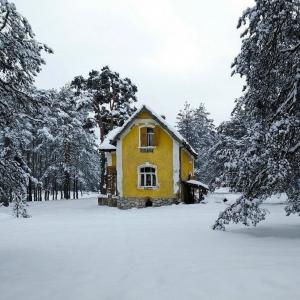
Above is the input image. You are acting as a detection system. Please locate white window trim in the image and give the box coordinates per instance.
[137,163,159,189]
[138,124,156,148]
[138,146,156,149]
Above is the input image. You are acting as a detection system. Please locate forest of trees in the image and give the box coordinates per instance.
[212,0,300,230]
[0,1,137,216]
[177,0,299,229]
[0,0,299,226]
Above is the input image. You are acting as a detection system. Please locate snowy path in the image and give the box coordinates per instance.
[1,194,300,300]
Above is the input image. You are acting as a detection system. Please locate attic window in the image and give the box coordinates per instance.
[146,128,154,146]
[140,126,157,148]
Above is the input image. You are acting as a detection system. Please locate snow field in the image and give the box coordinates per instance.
[1,192,300,300]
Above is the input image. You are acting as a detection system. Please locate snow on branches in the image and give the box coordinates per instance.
[72,66,138,193]
[213,0,300,230]
[0,0,52,216]
[176,102,216,185]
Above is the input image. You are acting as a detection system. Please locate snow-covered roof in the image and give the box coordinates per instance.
[142,105,197,157]
[99,127,122,151]
[185,180,209,190]
[99,105,197,157]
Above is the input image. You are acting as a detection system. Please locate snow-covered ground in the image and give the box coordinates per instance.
[1,192,300,300]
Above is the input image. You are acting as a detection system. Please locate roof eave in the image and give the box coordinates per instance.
[99,148,116,152]
[111,105,198,157]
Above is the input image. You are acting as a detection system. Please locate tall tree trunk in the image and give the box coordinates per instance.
[64,172,70,199]
[75,179,78,199]
[27,151,33,202]
[97,119,106,194]
[28,177,32,202]
[39,186,42,201]
[33,185,37,201]
[54,179,58,200]
[63,141,71,199]
[73,176,75,199]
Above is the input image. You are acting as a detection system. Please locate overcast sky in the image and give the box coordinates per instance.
[14,0,254,126]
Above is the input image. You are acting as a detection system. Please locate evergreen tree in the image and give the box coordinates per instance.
[176,102,196,146]
[207,110,248,189]
[72,66,138,137]
[0,1,52,216]
[213,0,300,230]
[176,102,216,184]
[72,66,138,193]
[33,86,100,200]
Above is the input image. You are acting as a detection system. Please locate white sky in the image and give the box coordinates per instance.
[14,0,254,126]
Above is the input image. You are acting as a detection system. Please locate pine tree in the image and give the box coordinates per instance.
[176,102,196,147]
[72,66,138,137]
[176,102,216,184]
[0,1,52,216]
[213,0,300,230]
[35,86,100,200]
[72,66,137,193]
[207,111,248,189]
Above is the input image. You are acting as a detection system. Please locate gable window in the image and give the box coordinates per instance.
[146,127,154,146]
[138,165,158,188]
[140,126,157,148]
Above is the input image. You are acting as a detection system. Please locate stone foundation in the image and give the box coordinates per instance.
[98,196,117,207]
[98,196,178,210]
[117,197,177,209]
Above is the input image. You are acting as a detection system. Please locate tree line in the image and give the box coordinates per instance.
[0,1,137,216]
[177,0,299,230]
[1,0,299,227]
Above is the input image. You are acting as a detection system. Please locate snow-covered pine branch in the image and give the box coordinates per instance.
[176,101,217,185]
[213,0,300,230]
[71,66,138,193]
[0,0,52,216]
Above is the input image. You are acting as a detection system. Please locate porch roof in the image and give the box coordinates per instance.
[185,180,209,190]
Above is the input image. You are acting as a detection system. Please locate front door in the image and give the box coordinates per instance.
[181,182,195,204]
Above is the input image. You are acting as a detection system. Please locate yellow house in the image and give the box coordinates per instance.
[99,105,208,209]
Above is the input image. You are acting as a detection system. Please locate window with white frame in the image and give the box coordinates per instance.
[139,166,157,187]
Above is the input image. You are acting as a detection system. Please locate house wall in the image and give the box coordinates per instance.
[111,152,116,167]
[180,148,194,181]
[121,122,175,198]
[137,111,152,119]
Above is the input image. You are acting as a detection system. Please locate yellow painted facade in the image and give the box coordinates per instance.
[103,108,196,200]
[111,152,116,167]
[136,111,152,119]
[122,123,175,198]
[180,148,194,181]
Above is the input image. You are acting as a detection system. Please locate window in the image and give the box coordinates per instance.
[140,126,156,148]
[139,166,157,188]
[146,127,154,146]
